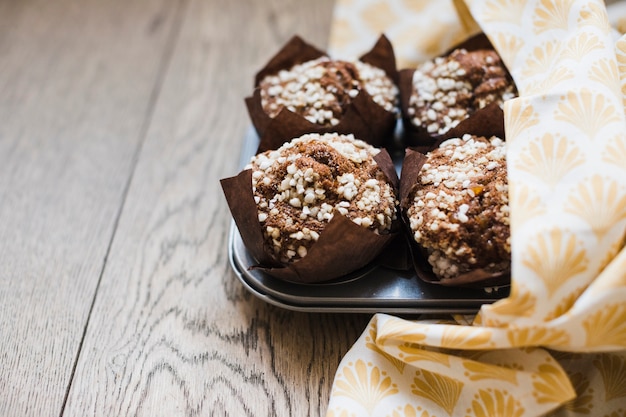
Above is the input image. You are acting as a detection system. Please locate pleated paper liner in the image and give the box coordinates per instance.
[398,33,512,151]
[220,139,405,284]
[245,35,399,151]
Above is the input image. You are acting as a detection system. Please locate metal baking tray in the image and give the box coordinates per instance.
[227,129,509,313]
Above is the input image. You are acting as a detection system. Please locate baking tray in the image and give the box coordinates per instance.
[227,128,509,313]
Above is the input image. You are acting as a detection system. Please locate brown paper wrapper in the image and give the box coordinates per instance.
[399,33,508,150]
[399,148,511,288]
[220,147,403,283]
[246,35,399,150]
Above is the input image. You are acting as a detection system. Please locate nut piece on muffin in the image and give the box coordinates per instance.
[246,132,397,264]
[406,134,510,279]
[407,48,516,137]
[259,57,398,127]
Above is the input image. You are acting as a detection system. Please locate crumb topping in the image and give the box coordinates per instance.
[246,133,397,263]
[260,57,398,126]
[407,49,517,136]
[407,134,510,279]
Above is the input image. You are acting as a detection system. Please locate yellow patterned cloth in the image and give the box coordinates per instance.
[327,0,626,416]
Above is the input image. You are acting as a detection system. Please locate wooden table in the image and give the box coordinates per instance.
[0,0,373,415]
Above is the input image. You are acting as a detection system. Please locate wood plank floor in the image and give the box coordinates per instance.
[0,0,372,415]
[0,0,182,414]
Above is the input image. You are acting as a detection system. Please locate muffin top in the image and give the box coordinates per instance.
[259,57,398,127]
[406,134,510,279]
[246,133,397,263]
[407,49,517,136]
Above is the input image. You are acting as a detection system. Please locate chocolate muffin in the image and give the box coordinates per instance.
[406,134,510,279]
[247,35,399,150]
[246,132,397,264]
[406,48,516,137]
[259,57,398,127]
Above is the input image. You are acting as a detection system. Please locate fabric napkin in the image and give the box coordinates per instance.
[326,0,626,415]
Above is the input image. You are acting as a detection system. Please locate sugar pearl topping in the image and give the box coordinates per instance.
[407,134,510,279]
[408,49,517,136]
[260,57,398,126]
[246,133,397,263]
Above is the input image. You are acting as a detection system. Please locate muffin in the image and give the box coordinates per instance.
[221,132,399,283]
[404,134,510,281]
[399,34,516,150]
[246,35,399,149]
[259,57,398,127]
[247,132,397,264]
[406,48,516,137]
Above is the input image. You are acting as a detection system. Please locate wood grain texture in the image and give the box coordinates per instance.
[63,0,372,416]
[0,0,184,415]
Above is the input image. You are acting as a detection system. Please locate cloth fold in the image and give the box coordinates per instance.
[327,0,626,415]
